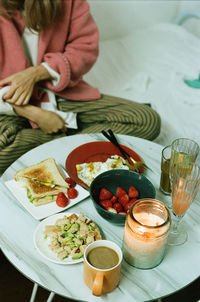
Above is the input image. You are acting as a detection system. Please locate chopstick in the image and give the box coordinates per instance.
[101,129,150,172]
[101,129,131,160]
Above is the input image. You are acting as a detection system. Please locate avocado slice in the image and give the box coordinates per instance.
[72,252,83,260]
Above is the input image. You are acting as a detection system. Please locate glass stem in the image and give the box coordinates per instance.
[171,214,183,233]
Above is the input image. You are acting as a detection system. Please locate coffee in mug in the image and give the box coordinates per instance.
[87,246,119,269]
[83,240,122,296]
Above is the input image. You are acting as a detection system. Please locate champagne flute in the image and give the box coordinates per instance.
[168,163,200,246]
[169,138,199,186]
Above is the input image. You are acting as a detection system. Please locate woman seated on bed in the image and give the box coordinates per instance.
[0,0,161,173]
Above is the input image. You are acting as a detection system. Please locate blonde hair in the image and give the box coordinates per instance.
[0,0,62,32]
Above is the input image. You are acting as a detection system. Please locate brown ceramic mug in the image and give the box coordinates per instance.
[83,240,123,296]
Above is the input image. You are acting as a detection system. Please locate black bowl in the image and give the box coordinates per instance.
[90,169,156,225]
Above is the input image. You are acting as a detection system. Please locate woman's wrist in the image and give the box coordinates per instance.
[29,65,52,83]
[12,103,41,122]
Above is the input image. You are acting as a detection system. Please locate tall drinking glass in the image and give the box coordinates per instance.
[168,163,200,246]
[160,145,172,195]
[169,138,199,186]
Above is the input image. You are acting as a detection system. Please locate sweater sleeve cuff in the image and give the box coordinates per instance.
[42,52,71,92]
[41,62,61,86]
[0,86,16,116]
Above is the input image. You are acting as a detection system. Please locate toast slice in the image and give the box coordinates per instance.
[15,158,68,189]
[15,158,69,206]
[24,177,68,198]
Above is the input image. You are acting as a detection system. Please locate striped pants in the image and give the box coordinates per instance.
[0,94,160,174]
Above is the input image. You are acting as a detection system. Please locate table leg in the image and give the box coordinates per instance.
[30,283,38,302]
[46,292,55,302]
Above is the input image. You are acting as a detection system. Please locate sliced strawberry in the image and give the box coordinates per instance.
[124,202,134,213]
[124,197,138,212]
[130,198,138,204]
[128,186,139,198]
[119,211,126,215]
[65,177,76,187]
[99,188,113,201]
[116,187,127,198]
[67,187,78,199]
[118,193,129,207]
[100,200,112,210]
[56,192,69,208]
[110,195,117,204]
[113,202,123,213]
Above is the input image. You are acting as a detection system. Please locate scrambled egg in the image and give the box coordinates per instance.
[76,155,129,186]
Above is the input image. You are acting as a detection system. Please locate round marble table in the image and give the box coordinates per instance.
[0,133,199,302]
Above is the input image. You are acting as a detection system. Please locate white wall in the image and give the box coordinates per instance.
[88,0,200,40]
[176,1,200,39]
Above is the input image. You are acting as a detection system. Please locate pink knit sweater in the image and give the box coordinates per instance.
[0,0,100,104]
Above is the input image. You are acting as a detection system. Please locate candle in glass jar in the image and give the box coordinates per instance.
[134,212,165,226]
[123,199,171,269]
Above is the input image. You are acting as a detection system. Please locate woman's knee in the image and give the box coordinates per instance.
[127,104,161,141]
[142,107,161,141]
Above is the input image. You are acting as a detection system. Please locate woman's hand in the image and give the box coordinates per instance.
[13,104,67,134]
[35,110,67,134]
[0,66,51,106]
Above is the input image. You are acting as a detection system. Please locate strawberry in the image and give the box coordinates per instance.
[128,186,139,198]
[116,187,127,198]
[124,199,137,213]
[113,202,123,213]
[56,192,69,208]
[124,202,133,213]
[118,193,129,207]
[67,187,78,199]
[130,198,138,204]
[99,188,113,201]
[119,211,126,215]
[65,177,76,187]
[110,195,117,204]
[100,200,112,210]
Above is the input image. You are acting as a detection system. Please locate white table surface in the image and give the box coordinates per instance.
[0,133,199,302]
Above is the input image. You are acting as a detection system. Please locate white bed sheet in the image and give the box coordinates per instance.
[85,23,200,151]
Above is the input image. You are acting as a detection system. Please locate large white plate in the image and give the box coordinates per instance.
[34,212,91,265]
[5,169,89,220]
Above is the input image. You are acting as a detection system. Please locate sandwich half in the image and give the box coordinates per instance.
[15,158,69,206]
